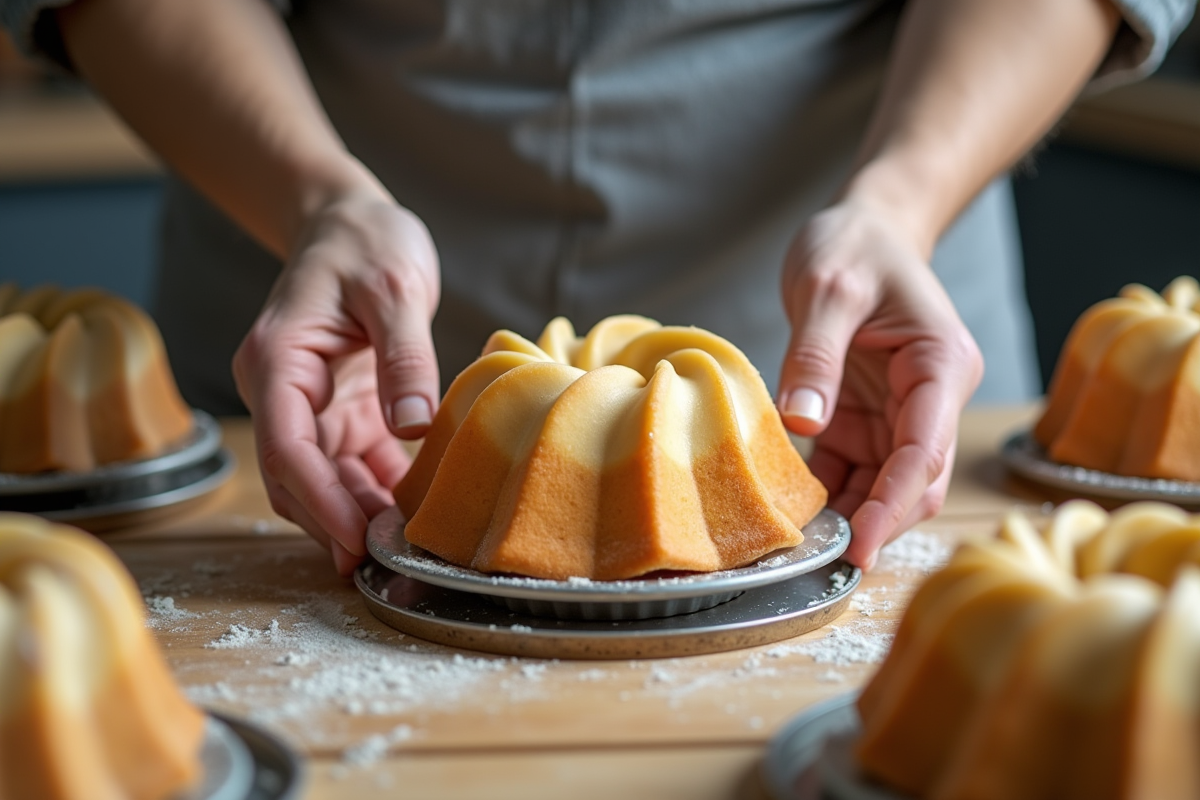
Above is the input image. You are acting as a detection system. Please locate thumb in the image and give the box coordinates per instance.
[349,279,441,440]
[777,278,869,437]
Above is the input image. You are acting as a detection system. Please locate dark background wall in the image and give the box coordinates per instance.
[0,177,162,309]
[1014,143,1200,389]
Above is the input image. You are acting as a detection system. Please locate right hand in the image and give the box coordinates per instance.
[777,199,983,570]
[233,190,441,575]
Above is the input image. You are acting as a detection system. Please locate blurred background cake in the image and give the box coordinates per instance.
[0,511,205,799]
[0,284,193,473]
[1034,276,1200,481]
[855,500,1200,800]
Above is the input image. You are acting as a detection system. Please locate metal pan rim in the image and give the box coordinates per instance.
[355,559,861,640]
[1001,429,1200,503]
[0,409,222,495]
[366,505,850,605]
[22,449,235,521]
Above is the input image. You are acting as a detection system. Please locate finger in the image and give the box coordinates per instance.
[811,406,891,469]
[267,484,363,577]
[827,464,877,524]
[843,376,959,569]
[256,376,370,557]
[804,447,850,500]
[345,272,440,440]
[331,540,365,577]
[778,269,875,437]
[361,436,411,492]
[335,455,394,520]
[896,438,955,534]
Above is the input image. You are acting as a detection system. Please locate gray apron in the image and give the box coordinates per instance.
[155,0,1039,414]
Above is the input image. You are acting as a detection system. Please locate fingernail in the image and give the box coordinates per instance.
[390,396,432,433]
[784,388,825,423]
[864,551,878,572]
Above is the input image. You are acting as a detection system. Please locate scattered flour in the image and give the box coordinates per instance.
[341,724,415,768]
[806,567,854,607]
[876,530,951,574]
[766,624,894,667]
[143,595,198,628]
[191,559,235,577]
[132,542,925,762]
[185,595,517,731]
[849,587,895,618]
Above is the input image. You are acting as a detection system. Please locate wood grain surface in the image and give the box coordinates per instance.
[105,406,1045,799]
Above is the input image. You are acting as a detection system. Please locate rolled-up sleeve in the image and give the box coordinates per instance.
[1093,0,1196,91]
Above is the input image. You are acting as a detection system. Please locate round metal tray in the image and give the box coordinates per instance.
[185,716,255,800]
[366,506,851,620]
[183,712,305,800]
[761,692,907,800]
[355,557,860,659]
[1001,430,1200,505]
[0,450,235,522]
[0,409,222,495]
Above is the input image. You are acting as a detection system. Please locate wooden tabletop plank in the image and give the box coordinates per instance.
[97,406,1045,797]
[305,744,768,800]
[113,517,996,757]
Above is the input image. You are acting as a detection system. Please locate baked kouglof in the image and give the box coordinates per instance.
[0,284,193,474]
[856,500,1200,800]
[394,315,827,580]
[0,512,206,800]
[1035,276,1200,481]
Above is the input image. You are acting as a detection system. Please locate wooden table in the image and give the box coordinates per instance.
[102,405,1046,800]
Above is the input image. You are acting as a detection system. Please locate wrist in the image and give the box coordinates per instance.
[835,149,958,260]
[288,155,393,255]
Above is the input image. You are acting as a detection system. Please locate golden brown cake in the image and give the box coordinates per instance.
[1034,276,1200,481]
[395,315,827,580]
[856,500,1200,800]
[0,512,205,800]
[0,284,193,473]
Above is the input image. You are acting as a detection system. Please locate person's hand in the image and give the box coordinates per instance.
[233,190,441,576]
[777,199,983,570]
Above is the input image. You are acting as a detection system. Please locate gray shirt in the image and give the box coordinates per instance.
[5,0,1193,412]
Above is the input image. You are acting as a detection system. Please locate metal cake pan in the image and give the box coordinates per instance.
[356,557,861,659]
[0,409,222,496]
[761,692,906,800]
[1001,429,1200,505]
[365,505,851,620]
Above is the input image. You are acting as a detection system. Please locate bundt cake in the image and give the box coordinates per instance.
[1034,276,1200,481]
[394,315,827,580]
[0,284,193,474]
[856,500,1200,800]
[0,512,205,799]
